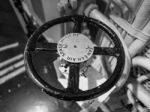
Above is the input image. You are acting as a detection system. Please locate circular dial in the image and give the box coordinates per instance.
[57,33,94,63]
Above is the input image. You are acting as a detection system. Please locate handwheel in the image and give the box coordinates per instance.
[24,15,127,101]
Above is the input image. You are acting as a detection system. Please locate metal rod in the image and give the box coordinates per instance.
[0,66,25,85]
[0,42,19,52]
[0,60,24,77]
[0,54,23,69]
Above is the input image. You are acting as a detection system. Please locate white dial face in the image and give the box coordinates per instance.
[57,33,94,63]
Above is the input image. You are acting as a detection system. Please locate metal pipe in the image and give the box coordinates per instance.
[127,78,150,108]
[112,0,142,40]
[129,56,150,108]
[129,20,150,57]
[132,56,150,71]
[137,74,150,83]
[131,0,150,29]
[84,4,131,91]
[121,0,142,21]
[124,0,150,45]
[124,0,150,57]
[107,0,150,57]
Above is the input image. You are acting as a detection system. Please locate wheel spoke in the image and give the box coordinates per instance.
[66,63,80,93]
[35,48,56,52]
[36,43,57,51]
[93,47,120,57]
[32,48,59,59]
[73,19,82,33]
[30,43,58,56]
[42,42,57,50]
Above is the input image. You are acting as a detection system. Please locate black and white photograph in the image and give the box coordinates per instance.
[0,0,150,112]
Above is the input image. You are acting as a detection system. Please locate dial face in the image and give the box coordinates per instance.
[57,33,94,63]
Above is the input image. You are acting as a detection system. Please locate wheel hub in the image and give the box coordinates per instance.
[57,33,94,63]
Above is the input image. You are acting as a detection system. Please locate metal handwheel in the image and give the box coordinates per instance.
[24,15,127,101]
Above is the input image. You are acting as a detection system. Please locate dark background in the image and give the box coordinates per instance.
[0,0,81,112]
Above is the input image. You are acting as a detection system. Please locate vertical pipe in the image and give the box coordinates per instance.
[129,21,150,57]
[122,0,142,22]
[124,0,150,48]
